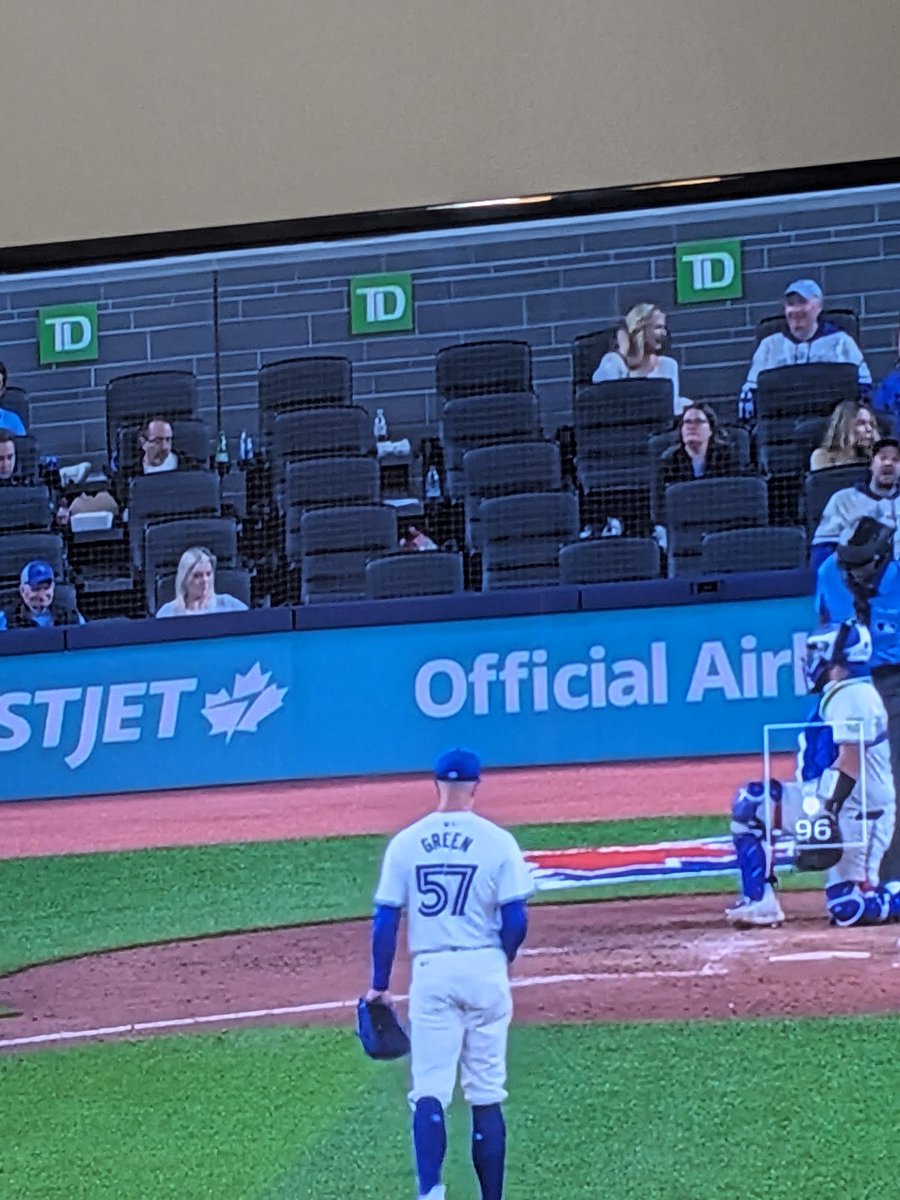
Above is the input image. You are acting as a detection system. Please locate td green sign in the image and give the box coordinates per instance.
[37,303,99,364]
[349,273,414,334]
[675,239,742,303]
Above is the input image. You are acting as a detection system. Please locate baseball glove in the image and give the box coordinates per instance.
[794,810,843,872]
[356,997,410,1060]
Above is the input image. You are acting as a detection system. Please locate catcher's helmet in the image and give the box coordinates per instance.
[836,516,894,597]
[805,620,872,693]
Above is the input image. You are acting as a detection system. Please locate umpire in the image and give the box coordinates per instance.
[816,515,900,880]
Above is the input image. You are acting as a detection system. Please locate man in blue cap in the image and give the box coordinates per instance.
[366,748,534,1200]
[740,279,872,418]
[4,560,84,628]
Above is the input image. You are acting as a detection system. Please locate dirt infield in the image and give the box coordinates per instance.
[3,893,898,1053]
[0,754,792,859]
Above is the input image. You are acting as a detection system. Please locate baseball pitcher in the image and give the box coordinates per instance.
[726,620,900,928]
[366,748,534,1200]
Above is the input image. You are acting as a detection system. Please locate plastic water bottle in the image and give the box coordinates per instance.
[239,431,248,463]
[245,433,254,462]
[215,431,230,476]
[425,465,442,500]
[373,408,388,441]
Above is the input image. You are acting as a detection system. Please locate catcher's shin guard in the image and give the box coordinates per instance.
[826,881,894,926]
[730,782,778,903]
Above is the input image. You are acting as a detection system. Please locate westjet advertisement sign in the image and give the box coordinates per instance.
[0,596,813,802]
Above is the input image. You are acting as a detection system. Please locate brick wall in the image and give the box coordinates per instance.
[2,185,899,460]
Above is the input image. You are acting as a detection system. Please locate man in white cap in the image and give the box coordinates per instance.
[740,279,872,417]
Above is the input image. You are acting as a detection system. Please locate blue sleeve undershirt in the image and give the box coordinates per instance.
[371,904,402,991]
[499,899,528,963]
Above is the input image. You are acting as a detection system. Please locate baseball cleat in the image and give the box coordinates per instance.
[419,1187,446,1200]
[725,885,785,928]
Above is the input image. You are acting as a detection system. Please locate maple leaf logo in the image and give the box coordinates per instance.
[201,663,287,743]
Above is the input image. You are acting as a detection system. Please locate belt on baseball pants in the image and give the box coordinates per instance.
[412,945,499,957]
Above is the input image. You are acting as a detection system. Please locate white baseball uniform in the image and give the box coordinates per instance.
[817,677,896,887]
[374,809,534,1108]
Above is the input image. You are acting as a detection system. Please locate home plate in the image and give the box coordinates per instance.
[768,950,871,963]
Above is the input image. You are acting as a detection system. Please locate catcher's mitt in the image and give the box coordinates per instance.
[794,810,843,872]
[356,997,410,1060]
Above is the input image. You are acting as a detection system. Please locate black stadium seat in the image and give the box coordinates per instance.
[574,378,673,533]
[272,406,372,491]
[480,491,579,590]
[365,551,464,600]
[462,442,562,549]
[559,537,661,584]
[297,505,396,603]
[285,456,380,511]
[665,476,769,577]
[700,526,808,574]
[0,484,52,532]
[441,392,541,499]
[258,357,353,444]
[0,532,66,584]
[128,470,221,572]
[106,370,198,460]
[436,340,532,401]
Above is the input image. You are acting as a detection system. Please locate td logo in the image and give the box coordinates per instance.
[349,273,414,334]
[675,239,742,304]
[37,303,100,364]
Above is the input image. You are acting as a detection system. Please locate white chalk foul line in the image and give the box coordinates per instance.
[518,946,572,957]
[768,950,871,963]
[0,965,725,1051]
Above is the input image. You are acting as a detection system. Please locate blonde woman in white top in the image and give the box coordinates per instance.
[156,546,248,617]
[592,302,683,412]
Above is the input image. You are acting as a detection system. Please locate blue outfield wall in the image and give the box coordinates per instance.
[0,594,813,803]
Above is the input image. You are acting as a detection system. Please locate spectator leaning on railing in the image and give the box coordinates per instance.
[592,302,683,412]
[740,280,872,419]
[810,437,900,569]
[809,401,876,471]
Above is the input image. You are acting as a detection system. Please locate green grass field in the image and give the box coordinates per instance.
[3,1017,896,1199]
[0,812,870,1199]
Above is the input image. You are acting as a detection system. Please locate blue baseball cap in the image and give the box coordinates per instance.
[20,560,54,587]
[434,748,481,782]
[785,278,823,301]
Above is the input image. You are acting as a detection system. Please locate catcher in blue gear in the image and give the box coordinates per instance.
[726,620,900,928]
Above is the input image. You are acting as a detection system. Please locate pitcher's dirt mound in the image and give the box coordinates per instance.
[3,894,899,1053]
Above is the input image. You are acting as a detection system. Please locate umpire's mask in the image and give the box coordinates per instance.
[836,517,894,599]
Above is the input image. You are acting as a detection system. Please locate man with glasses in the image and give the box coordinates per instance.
[140,417,179,474]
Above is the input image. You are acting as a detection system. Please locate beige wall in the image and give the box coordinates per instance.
[2,0,898,249]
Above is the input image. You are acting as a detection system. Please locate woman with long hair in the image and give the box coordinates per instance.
[810,401,876,471]
[659,401,739,490]
[592,302,682,411]
[155,546,248,617]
